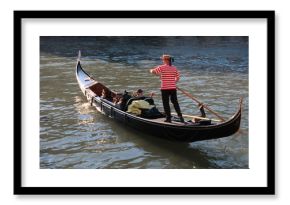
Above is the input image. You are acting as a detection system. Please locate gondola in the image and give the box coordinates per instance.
[75,55,242,142]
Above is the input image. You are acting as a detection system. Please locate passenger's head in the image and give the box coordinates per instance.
[101,89,105,96]
[137,89,143,97]
[101,89,108,98]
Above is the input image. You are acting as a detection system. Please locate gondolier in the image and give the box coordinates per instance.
[150,54,184,123]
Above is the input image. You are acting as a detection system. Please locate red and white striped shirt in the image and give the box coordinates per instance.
[152,64,180,90]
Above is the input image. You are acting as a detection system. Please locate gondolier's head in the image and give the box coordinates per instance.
[160,54,174,65]
[161,54,171,60]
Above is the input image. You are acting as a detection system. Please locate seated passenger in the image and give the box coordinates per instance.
[133,89,155,100]
[132,89,145,99]
[101,89,112,101]
[113,95,123,109]
[127,99,154,115]
[127,98,164,119]
[116,90,131,111]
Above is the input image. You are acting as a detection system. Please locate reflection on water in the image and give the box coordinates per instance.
[40,36,248,169]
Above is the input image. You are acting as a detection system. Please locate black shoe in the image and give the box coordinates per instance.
[164,118,171,123]
[179,116,185,123]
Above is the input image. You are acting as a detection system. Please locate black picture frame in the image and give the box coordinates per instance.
[14,10,275,195]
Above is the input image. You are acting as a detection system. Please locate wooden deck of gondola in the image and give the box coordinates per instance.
[148,117,186,125]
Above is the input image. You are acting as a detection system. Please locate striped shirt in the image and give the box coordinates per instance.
[152,64,180,90]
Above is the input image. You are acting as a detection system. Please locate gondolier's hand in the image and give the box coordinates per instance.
[198,103,204,109]
[150,69,157,75]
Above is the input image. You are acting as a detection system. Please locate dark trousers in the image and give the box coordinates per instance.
[161,89,182,119]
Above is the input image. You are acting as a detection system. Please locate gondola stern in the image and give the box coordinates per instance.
[239,97,243,110]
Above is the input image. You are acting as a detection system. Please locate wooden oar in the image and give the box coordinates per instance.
[176,86,226,122]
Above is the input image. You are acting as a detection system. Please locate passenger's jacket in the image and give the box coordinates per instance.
[127,100,154,115]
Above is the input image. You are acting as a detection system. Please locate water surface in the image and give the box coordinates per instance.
[40,36,248,169]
